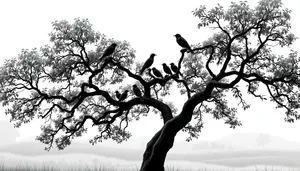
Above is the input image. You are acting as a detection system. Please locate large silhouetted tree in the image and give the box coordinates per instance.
[0,0,299,170]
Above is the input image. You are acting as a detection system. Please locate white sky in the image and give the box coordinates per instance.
[0,0,300,144]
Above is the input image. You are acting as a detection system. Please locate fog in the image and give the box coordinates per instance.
[0,122,300,170]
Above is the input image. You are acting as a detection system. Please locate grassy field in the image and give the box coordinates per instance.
[0,163,299,171]
[0,152,299,171]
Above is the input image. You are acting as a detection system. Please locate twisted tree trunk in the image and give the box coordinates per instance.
[140,83,214,171]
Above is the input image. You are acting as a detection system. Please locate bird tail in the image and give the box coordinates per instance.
[139,69,144,75]
[100,54,107,61]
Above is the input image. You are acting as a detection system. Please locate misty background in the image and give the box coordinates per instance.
[1,119,300,170]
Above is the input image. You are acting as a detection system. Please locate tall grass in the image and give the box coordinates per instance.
[0,163,298,171]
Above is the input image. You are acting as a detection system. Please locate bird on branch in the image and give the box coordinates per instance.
[100,43,117,61]
[119,90,128,101]
[162,63,172,75]
[115,90,121,100]
[170,63,183,77]
[140,53,156,75]
[152,67,163,78]
[132,84,142,97]
[174,34,193,53]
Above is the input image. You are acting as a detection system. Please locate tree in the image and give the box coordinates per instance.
[0,0,299,170]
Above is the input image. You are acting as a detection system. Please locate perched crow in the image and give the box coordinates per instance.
[119,90,128,101]
[115,90,121,100]
[170,63,178,73]
[152,67,163,78]
[100,43,117,61]
[132,84,142,97]
[174,34,193,53]
[140,53,156,75]
[162,63,172,75]
[170,63,183,77]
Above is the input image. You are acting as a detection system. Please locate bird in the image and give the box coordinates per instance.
[162,63,172,75]
[170,63,178,73]
[100,43,117,61]
[140,53,156,75]
[152,67,163,78]
[132,84,142,97]
[119,90,128,101]
[115,90,121,100]
[174,34,193,53]
[170,63,183,77]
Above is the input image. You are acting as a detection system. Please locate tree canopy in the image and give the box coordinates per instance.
[0,0,299,156]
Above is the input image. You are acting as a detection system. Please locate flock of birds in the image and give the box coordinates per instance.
[99,33,193,102]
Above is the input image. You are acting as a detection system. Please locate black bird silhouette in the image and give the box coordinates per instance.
[100,43,117,61]
[170,63,183,77]
[119,90,128,101]
[174,34,193,53]
[132,84,142,97]
[152,67,163,78]
[162,63,172,75]
[140,53,156,75]
[115,90,121,100]
[170,63,178,73]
